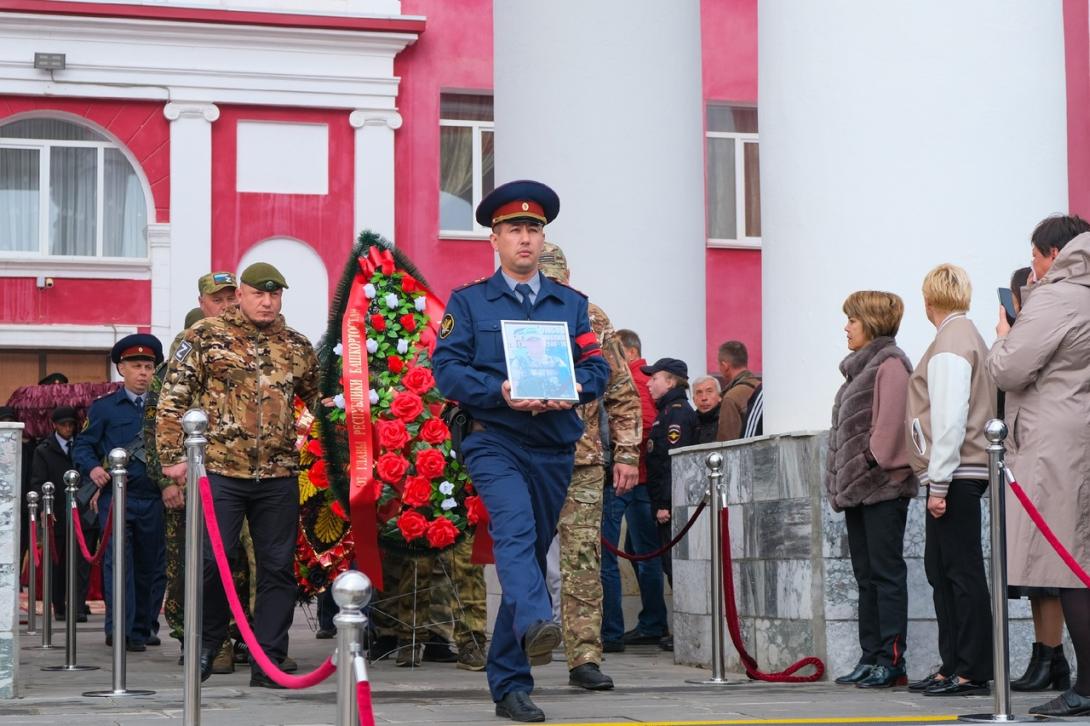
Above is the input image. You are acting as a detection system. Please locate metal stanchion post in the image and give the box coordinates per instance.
[43,470,98,671]
[84,448,154,698]
[687,452,734,686]
[28,483,58,650]
[333,570,373,726]
[962,420,1040,723]
[25,491,39,636]
[182,409,209,726]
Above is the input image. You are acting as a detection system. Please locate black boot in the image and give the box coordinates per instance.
[1013,643,1071,692]
[1049,645,1072,691]
[1011,643,1043,691]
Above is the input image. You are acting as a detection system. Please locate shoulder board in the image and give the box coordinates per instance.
[555,280,588,298]
[670,403,685,409]
[455,277,489,292]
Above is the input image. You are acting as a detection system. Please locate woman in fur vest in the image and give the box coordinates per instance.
[826,291,917,689]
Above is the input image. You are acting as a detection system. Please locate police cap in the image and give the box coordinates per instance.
[111,334,164,365]
[475,179,560,228]
[538,241,570,283]
[240,262,289,292]
[640,357,688,380]
[51,406,77,424]
[184,307,205,329]
[197,271,237,295]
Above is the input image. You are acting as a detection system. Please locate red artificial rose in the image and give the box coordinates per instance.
[419,418,451,445]
[398,510,428,541]
[401,275,418,293]
[377,419,410,451]
[376,452,410,484]
[402,366,435,395]
[426,516,459,549]
[370,314,386,331]
[308,459,329,490]
[306,438,323,458]
[402,475,432,508]
[330,499,350,522]
[390,391,424,422]
[400,313,417,332]
[381,258,396,276]
[388,355,404,374]
[465,495,486,526]
[415,447,448,479]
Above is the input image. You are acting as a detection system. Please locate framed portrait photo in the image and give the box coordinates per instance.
[500,320,580,402]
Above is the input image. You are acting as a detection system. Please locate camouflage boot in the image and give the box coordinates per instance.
[212,639,234,674]
[456,635,487,671]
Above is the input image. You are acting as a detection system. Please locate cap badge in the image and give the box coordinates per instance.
[521,202,529,211]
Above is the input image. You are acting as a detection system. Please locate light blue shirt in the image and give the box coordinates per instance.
[123,388,145,407]
[500,270,542,306]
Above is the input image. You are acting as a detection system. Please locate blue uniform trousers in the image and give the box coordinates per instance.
[462,429,574,701]
[99,492,165,644]
[600,482,668,641]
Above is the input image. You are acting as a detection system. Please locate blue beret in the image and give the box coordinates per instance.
[111,334,164,365]
[475,179,560,228]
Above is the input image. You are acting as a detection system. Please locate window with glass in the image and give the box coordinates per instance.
[0,117,148,257]
[706,104,760,245]
[439,93,494,235]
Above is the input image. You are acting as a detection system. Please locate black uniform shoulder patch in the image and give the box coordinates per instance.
[454,277,488,292]
[439,313,455,339]
[175,340,194,363]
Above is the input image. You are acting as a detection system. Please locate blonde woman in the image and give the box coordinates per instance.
[826,291,917,688]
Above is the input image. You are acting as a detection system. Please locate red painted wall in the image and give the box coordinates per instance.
[210,106,356,287]
[701,0,761,374]
[394,0,495,300]
[0,278,150,325]
[1064,0,1090,218]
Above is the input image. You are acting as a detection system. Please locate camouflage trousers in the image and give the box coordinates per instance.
[372,534,486,651]
[164,506,254,641]
[558,464,605,669]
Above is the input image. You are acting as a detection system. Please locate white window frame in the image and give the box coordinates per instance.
[0,121,151,263]
[438,117,494,240]
[706,128,761,250]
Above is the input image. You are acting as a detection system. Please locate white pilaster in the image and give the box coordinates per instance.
[492,0,706,372]
[759,0,1068,432]
[350,109,402,243]
[163,102,219,336]
[147,222,172,346]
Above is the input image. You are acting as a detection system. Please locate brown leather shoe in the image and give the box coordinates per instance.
[211,640,234,674]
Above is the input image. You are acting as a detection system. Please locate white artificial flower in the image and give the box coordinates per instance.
[332,393,346,410]
[439,481,454,495]
[397,339,410,355]
[333,343,343,356]
[366,339,378,354]
[441,498,457,511]
[449,449,458,459]
[369,389,380,405]
[385,293,399,309]
[363,283,376,299]
[414,297,427,312]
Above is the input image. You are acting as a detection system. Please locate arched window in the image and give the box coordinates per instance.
[0,117,148,258]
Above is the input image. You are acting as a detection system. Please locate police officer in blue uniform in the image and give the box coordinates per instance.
[72,334,166,651]
[433,180,611,722]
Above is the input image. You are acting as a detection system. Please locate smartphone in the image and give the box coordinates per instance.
[998,287,1017,326]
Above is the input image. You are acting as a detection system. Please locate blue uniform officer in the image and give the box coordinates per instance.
[432,179,611,722]
[72,333,166,651]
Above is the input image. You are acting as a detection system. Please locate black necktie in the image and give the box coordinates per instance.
[134,396,143,409]
[64,440,71,457]
[515,283,534,318]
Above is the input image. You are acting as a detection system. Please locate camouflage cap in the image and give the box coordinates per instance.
[184,307,205,329]
[240,262,288,291]
[538,241,570,283]
[198,271,237,295]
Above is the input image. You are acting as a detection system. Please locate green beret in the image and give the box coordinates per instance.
[184,307,205,329]
[240,262,288,292]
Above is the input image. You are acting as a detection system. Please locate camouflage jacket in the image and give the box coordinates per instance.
[575,302,642,467]
[156,306,320,479]
[142,329,202,491]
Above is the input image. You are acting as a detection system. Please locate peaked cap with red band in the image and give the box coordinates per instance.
[475,179,560,228]
[111,333,164,365]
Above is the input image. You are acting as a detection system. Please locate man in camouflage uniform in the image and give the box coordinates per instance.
[539,242,642,691]
[157,262,319,689]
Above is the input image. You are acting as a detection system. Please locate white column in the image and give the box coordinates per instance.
[759,0,1068,432]
[350,109,402,244]
[493,0,706,372]
[147,222,172,346]
[163,102,219,336]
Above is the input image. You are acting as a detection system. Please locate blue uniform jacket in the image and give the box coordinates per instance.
[432,269,611,447]
[72,387,157,499]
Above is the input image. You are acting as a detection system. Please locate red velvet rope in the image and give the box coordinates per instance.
[198,475,337,688]
[600,501,707,561]
[29,514,40,568]
[1005,468,1090,588]
[720,508,825,682]
[72,504,112,566]
[357,680,376,726]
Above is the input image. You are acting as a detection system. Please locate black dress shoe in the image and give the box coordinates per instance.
[315,627,336,640]
[423,639,459,663]
[126,640,146,652]
[835,663,875,685]
[250,669,286,689]
[569,663,614,690]
[602,640,625,653]
[621,628,663,645]
[523,621,561,666]
[1029,689,1090,716]
[76,613,88,623]
[924,678,989,696]
[495,690,545,722]
[146,634,161,646]
[105,634,113,647]
[199,647,215,682]
[659,635,674,652]
[55,610,65,621]
[857,664,907,688]
[908,672,946,692]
